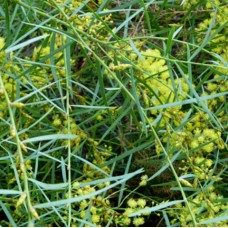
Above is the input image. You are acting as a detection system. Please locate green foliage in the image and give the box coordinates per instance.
[0,0,227,227]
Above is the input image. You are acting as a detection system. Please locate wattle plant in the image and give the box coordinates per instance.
[0,0,227,227]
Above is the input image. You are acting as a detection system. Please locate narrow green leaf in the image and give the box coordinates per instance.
[0,201,17,227]
[34,169,143,209]
[23,134,78,143]
[6,34,49,53]
[145,91,227,111]
[70,105,116,109]
[172,26,183,39]
[28,178,68,190]
[129,200,184,217]
[199,215,228,225]
[0,190,22,195]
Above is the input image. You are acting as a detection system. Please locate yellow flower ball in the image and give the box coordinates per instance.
[133,217,145,227]
[127,198,138,208]
[137,198,146,208]
[91,215,100,224]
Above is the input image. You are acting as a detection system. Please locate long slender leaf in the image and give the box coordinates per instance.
[28,178,68,190]
[34,169,143,209]
[129,200,184,217]
[23,134,78,143]
[6,34,49,53]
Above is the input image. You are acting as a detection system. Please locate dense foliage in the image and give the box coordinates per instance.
[0,0,227,227]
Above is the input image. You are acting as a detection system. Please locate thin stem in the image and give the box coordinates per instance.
[64,37,72,227]
[0,74,33,226]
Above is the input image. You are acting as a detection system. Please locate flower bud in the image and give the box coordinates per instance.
[10,102,26,108]
[20,141,28,153]
[179,178,193,188]
[10,127,16,137]
[16,193,27,208]
[30,206,40,220]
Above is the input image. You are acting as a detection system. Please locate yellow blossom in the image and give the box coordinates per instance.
[133,217,145,227]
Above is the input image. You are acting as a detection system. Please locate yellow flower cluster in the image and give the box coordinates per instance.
[109,62,131,71]
[106,40,190,119]
[29,33,71,88]
[70,182,150,226]
[71,0,84,8]
[169,186,228,226]
[139,174,148,186]
[193,1,228,56]
[182,0,221,10]
[156,114,225,156]
[70,10,113,44]
[127,198,147,209]
[69,179,151,226]
[134,49,191,128]
[190,125,224,150]
[192,157,218,180]
[52,116,87,149]
[66,188,114,226]
[0,39,27,121]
